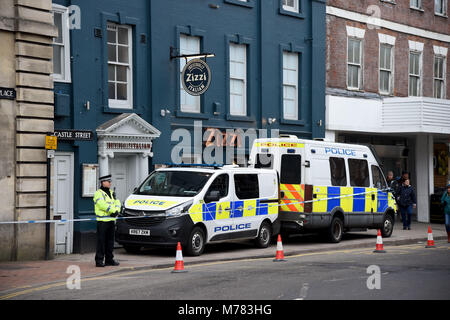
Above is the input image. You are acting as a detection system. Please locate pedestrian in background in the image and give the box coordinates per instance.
[397,179,416,230]
[386,171,399,192]
[440,184,450,243]
[386,171,401,221]
[94,174,121,267]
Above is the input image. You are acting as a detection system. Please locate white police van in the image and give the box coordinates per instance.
[249,136,397,243]
[116,165,280,256]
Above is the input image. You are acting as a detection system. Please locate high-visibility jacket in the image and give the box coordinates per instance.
[93,189,121,222]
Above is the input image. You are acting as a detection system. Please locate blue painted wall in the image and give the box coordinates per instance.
[52,0,326,252]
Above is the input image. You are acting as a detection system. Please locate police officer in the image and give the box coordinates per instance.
[94,174,121,267]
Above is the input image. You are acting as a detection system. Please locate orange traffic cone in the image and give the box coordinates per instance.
[172,242,187,273]
[425,226,435,248]
[373,230,386,253]
[273,234,286,262]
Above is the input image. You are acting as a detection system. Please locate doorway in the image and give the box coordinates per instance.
[109,155,139,203]
[53,153,74,254]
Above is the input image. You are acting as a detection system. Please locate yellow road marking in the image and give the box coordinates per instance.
[1,242,447,300]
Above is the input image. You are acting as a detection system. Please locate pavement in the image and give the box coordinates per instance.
[0,220,447,296]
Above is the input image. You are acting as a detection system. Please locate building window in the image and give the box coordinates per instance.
[52,5,71,82]
[435,0,447,15]
[347,38,362,90]
[107,22,133,109]
[410,0,422,9]
[409,51,421,96]
[282,0,299,13]
[379,44,394,94]
[180,34,201,113]
[434,55,446,99]
[283,51,299,120]
[229,43,247,116]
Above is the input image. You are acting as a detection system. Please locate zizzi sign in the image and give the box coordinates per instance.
[0,87,16,100]
[181,59,211,96]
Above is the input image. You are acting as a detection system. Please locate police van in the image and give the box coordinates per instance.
[249,136,397,243]
[115,165,280,256]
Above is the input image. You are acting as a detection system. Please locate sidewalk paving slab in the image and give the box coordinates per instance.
[0,221,447,295]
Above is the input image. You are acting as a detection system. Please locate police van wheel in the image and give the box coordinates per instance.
[381,214,394,238]
[327,217,343,243]
[186,226,206,256]
[255,222,272,248]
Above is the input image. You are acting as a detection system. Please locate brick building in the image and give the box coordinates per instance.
[325,0,450,223]
[0,0,57,260]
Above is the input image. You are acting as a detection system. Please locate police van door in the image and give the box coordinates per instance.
[371,165,388,226]
[232,173,261,239]
[203,173,234,241]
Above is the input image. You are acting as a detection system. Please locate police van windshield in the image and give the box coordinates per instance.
[135,171,212,197]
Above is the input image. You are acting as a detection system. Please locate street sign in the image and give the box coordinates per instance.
[54,129,94,141]
[0,87,16,100]
[181,58,211,96]
[45,135,57,150]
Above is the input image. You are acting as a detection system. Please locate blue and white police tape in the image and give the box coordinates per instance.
[0,188,393,225]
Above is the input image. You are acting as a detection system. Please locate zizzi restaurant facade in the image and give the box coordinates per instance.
[51,0,326,253]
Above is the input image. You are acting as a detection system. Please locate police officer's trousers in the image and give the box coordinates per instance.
[95,221,115,264]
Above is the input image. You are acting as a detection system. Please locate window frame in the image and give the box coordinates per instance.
[410,0,423,10]
[282,51,299,120]
[179,34,202,114]
[347,37,363,90]
[408,50,422,97]
[229,43,248,117]
[329,157,347,187]
[434,0,447,16]
[234,174,260,200]
[205,174,229,202]
[107,22,133,109]
[255,153,274,169]
[282,0,299,13]
[348,159,370,188]
[52,4,71,83]
[371,165,387,190]
[224,0,255,8]
[280,154,302,184]
[379,43,394,95]
[433,55,446,99]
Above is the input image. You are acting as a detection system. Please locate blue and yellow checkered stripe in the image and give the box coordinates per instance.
[312,186,395,213]
[188,199,278,223]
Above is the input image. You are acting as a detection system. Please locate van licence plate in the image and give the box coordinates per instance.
[129,229,150,236]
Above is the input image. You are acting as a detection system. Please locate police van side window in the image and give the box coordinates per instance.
[348,159,370,187]
[205,174,229,202]
[234,174,259,199]
[255,153,273,169]
[371,165,387,190]
[329,157,347,186]
[280,154,301,184]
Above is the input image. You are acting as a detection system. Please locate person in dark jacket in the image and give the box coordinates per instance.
[440,184,450,243]
[386,171,401,222]
[397,179,416,230]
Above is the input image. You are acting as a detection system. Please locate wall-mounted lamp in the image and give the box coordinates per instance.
[268,118,277,125]
[84,101,90,111]
[160,109,171,117]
